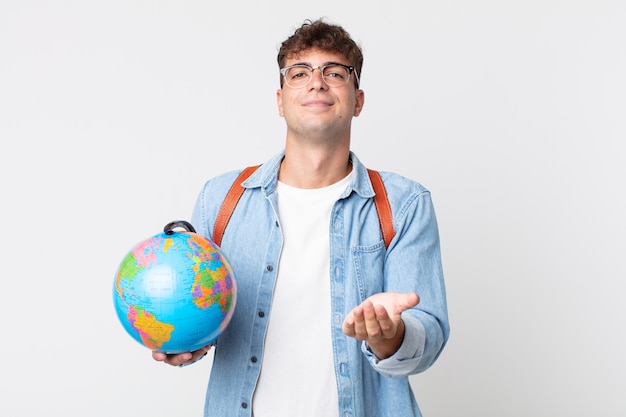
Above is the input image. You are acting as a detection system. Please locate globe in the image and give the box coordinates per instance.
[113,220,236,354]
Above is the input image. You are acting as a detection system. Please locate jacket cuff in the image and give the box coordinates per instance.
[362,313,425,377]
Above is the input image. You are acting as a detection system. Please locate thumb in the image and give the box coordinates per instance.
[400,292,420,311]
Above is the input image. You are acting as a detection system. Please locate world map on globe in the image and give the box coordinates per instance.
[113,226,236,354]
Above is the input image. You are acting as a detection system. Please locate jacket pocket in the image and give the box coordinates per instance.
[352,241,386,302]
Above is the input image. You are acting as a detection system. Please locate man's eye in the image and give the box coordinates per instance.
[324,66,348,79]
[289,67,310,79]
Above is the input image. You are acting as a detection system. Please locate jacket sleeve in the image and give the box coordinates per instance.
[363,189,450,378]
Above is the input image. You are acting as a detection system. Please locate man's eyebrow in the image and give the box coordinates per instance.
[289,61,348,67]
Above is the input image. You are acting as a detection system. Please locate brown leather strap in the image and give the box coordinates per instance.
[213,165,395,249]
[212,165,260,246]
[368,169,395,249]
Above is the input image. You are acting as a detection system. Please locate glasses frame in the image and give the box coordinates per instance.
[280,63,360,89]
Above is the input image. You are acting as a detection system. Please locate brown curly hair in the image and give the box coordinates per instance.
[277,18,363,89]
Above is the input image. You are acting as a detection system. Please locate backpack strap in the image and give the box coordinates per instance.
[212,165,260,246]
[212,165,395,249]
[367,169,395,249]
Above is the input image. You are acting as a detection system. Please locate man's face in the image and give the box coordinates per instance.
[276,48,364,139]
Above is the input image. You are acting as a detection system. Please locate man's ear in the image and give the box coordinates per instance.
[277,89,284,117]
[353,89,365,117]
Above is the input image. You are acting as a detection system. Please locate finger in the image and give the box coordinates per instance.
[193,345,212,360]
[362,301,384,339]
[343,310,355,326]
[372,304,395,337]
[342,311,356,336]
[352,305,369,339]
[402,292,420,310]
[165,352,193,366]
[384,292,420,318]
[342,320,355,337]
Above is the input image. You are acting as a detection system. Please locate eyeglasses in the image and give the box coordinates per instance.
[280,63,359,89]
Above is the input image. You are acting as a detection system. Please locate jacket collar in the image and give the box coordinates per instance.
[242,150,376,199]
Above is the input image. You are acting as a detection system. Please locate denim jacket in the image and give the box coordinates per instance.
[191,151,450,417]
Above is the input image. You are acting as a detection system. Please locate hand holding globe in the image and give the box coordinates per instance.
[113,221,237,356]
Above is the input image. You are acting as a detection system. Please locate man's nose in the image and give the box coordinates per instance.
[308,67,327,90]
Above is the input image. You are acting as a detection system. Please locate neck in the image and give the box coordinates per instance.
[278,146,352,189]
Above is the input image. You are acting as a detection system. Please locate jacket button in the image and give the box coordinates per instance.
[241,402,248,409]
[251,356,258,363]
[266,265,273,271]
[258,311,265,318]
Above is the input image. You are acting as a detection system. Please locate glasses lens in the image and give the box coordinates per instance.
[284,65,311,88]
[322,65,351,87]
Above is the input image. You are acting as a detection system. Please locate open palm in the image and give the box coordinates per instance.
[342,292,420,359]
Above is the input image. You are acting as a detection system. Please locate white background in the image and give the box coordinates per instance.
[1,1,625,416]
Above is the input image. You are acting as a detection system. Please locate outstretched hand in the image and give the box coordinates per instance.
[343,292,419,359]
[152,344,213,367]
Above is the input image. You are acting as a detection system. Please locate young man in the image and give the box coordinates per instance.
[153,18,450,417]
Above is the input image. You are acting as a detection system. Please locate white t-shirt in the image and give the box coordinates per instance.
[252,172,352,417]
